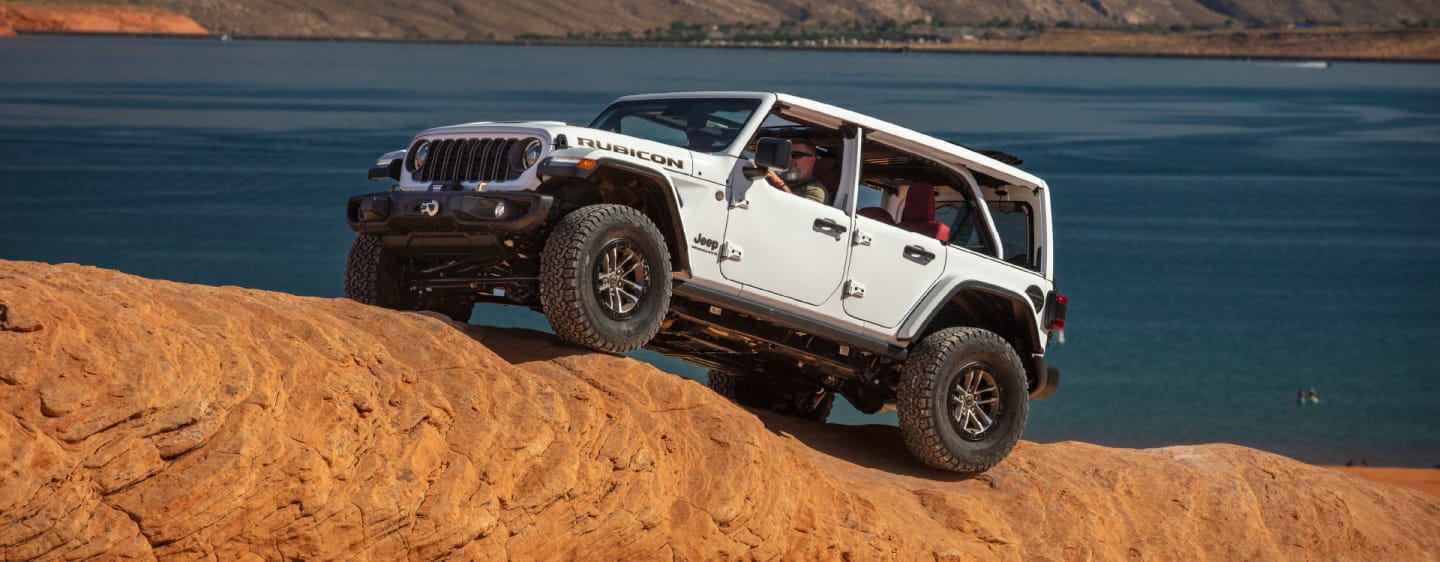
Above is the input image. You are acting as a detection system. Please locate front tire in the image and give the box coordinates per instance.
[540,204,671,353]
[344,233,473,322]
[345,233,409,308]
[897,327,1028,473]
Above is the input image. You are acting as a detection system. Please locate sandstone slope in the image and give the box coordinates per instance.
[2,260,1437,560]
[0,3,204,37]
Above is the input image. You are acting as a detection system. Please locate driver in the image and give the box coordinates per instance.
[763,139,828,205]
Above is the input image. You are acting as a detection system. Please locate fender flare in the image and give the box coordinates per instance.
[899,278,1052,396]
[898,277,1042,354]
[541,155,691,275]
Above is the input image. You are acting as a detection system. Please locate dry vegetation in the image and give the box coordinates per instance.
[4,0,1440,60]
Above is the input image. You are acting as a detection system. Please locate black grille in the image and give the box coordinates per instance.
[412,138,528,184]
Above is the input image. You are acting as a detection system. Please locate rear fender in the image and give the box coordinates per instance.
[900,280,1047,393]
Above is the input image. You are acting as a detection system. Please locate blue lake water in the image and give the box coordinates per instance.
[3,36,1438,466]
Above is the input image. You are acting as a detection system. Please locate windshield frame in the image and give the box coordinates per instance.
[588,96,769,156]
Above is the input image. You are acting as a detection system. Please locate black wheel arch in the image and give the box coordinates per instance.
[540,158,691,277]
[899,280,1046,391]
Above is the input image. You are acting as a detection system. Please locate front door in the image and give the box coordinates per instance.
[719,162,849,306]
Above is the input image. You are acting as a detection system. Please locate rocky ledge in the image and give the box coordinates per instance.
[0,4,205,37]
[2,260,1436,560]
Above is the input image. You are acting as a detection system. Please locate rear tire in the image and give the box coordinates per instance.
[539,204,671,353]
[897,327,1028,473]
[707,369,834,423]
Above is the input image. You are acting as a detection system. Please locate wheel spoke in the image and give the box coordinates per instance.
[976,384,998,396]
[616,252,636,272]
[973,406,993,429]
[976,397,999,406]
[602,247,615,273]
[964,410,982,434]
[621,278,645,292]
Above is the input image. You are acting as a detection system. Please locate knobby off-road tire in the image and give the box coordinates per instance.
[707,369,835,423]
[897,326,1029,473]
[345,233,408,308]
[344,234,473,322]
[540,204,671,353]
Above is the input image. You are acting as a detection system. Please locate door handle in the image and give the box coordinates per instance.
[814,218,847,234]
[903,244,936,262]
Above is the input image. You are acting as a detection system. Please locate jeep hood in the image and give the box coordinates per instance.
[398,121,700,189]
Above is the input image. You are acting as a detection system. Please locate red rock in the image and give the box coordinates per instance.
[1,260,1436,559]
[0,5,206,36]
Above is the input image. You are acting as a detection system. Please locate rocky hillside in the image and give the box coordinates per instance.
[2,260,1437,559]
[0,2,204,36]
[12,0,1440,40]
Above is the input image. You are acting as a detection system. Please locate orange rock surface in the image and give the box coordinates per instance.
[2,260,1437,559]
[0,3,205,36]
[1330,466,1440,497]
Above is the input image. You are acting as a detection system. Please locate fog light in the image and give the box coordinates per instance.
[493,200,507,219]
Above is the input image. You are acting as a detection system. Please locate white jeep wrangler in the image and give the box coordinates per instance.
[346,92,1068,472]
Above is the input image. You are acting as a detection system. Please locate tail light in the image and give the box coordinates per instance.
[1050,293,1068,330]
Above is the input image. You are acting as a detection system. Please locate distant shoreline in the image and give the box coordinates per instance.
[1327,466,1440,497]
[11,28,1440,64]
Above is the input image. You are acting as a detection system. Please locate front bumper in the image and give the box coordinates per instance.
[346,189,553,235]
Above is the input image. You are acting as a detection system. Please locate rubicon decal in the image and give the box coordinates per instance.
[576,138,685,170]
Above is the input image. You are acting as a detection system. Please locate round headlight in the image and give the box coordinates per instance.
[410,140,430,171]
[521,139,543,168]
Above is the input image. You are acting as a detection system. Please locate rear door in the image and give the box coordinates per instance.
[840,131,947,328]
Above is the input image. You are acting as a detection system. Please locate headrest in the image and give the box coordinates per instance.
[812,155,841,195]
[857,206,895,224]
[901,180,936,223]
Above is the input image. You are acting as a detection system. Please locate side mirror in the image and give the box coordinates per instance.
[753,137,792,171]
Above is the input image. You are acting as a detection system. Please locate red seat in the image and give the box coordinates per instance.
[897,180,950,243]
[857,206,894,224]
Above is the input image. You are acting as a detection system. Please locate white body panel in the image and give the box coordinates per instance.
[669,164,733,290]
[843,219,948,328]
[720,167,849,307]
[894,246,1055,347]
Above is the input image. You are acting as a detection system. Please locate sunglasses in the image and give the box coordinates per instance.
[790,151,816,159]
